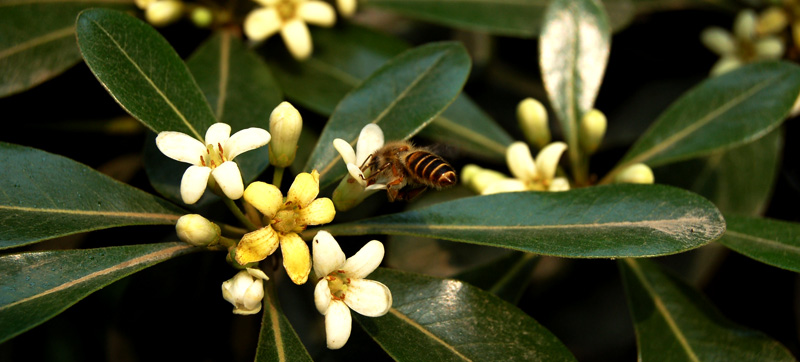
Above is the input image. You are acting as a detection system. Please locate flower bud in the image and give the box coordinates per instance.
[700,27,736,56]
[733,9,757,40]
[757,7,788,35]
[268,102,303,168]
[461,164,510,194]
[190,6,213,28]
[517,98,551,149]
[221,268,268,315]
[145,0,184,27]
[615,163,654,184]
[579,109,606,154]
[175,214,220,246]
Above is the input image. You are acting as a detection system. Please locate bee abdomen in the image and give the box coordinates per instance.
[405,151,457,187]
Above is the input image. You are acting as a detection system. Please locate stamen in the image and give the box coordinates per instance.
[218,142,225,161]
[200,155,206,167]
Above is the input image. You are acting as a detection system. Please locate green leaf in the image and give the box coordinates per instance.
[0,142,183,249]
[76,8,216,139]
[453,252,539,304]
[303,41,471,188]
[320,184,725,258]
[0,0,133,97]
[653,129,782,216]
[540,0,610,183]
[720,216,800,273]
[619,258,795,361]
[255,282,313,362]
[605,61,800,183]
[356,268,576,361]
[363,0,547,37]
[0,242,198,343]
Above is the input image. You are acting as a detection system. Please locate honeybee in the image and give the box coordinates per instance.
[361,141,457,201]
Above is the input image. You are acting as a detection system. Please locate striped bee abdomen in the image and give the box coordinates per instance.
[404,151,457,187]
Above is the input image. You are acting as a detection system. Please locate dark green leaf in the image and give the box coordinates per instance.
[619,258,795,361]
[653,129,782,216]
[0,242,198,343]
[605,61,800,183]
[0,0,133,97]
[356,268,576,361]
[321,184,725,258]
[76,8,216,139]
[255,281,313,362]
[0,142,183,249]
[453,252,539,304]
[720,216,800,273]
[303,41,471,188]
[540,0,610,182]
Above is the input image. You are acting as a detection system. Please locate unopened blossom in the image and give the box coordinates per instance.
[517,98,551,149]
[235,171,335,284]
[312,231,391,349]
[579,109,607,154]
[244,0,336,60]
[615,163,655,184]
[269,101,303,168]
[701,9,785,76]
[156,123,270,204]
[331,124,387,210]
[482,141,569,194]
[136,0,184,27]
[176,214,220,246]
[221,268,269,315]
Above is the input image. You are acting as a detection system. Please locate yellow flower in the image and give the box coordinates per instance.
[244,0,336,60]
[235,171,335,284]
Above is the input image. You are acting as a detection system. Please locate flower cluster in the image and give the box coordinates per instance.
[701,9,785,76]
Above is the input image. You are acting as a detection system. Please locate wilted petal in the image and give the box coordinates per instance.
[281,19,312,60]
[535,141,567,182]
[312,231,346,279]
[333,138,357,165]
[243,181,284,218]
[156,131,206,165]
[280,233,312,285]
[356,124,384,166]
[212,161,244,200]
[287,171,319,207]
[324,300,352,349]
[344,279,392,317]
[224,127,271,160]
[506,141,537,182]
[205,123,231,146]
[341,240,384,279]
[180,165,212,204]
[298,198,335,225]
[244,7,282,41]
[314,280,332,314]
[299,1,336,27]
[236,226,280,264]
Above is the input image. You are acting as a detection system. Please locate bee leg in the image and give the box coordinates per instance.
[364,162,392,185]
[359,153,374,172]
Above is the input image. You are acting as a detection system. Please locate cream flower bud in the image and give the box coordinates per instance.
[615,163,655,184]
[517,98,551,149]
[145,0,184,27]
[221,268,269,315]
[268,102,303,168]
[461,164,509,194]
[734,9,757,40]
[701,27,736,55]
[190,6,213,28]
[176,214,221,246]
[579,109,607,154]
[757,7,788,35]
[755,36,784,59]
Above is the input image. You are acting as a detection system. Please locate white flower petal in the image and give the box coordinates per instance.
[341,240,384,279]
[212,161,244,200]
[246,268,269,280]
[299,1,336,27]
[548,177,570,192]
[333,138,357,165]
[314,280,332,315]
[356,124,384,165]
[312,231,346,279]
[482,179,528,195]
[241,279,265,312]
[324,300,352,349]
[344,279,392,317]
[205,123,231,146]
[180,165,212,204]
[281,19,312,60]
[244,8,282,41]
[336,0,357,17]
[346,163,366,186]
[156,131,206,165]
[224,127,271,160]
[535,141,567,182]
[506,141,537,182]
[364,184,387,191]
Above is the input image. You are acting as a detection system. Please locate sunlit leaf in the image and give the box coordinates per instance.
[303,41,471,188]
[255,282,313,362]
[0,242,198,343]
[0,142,183,249]
[454,252,539,304]
[321,184,725,258]
[720,216,800,273]
[356,268,576,361]
[619,258,795,361]
[76,8,216,139]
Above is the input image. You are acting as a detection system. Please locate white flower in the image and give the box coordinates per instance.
[331,124,388,210]
[156,123,270,204]
[244,0,336,60]
[221,268,269,315]
[483,141,569,194]
[701,10,785,76]
[312,231,392,349]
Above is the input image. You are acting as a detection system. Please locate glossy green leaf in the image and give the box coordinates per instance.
[363,0,546,37]
[255,282,313,362]
[0,142,184,249]
[454,252,539,304]
[0,242,198,343]
[720,216,800,273]
[0,0,133,97]
[321,184,725,258]
[268,25,511,162]
[76,8,216,139]
[619,258,795,361]
[303,41,471,188]
[653,129,782,216]
[540,0,610,182]
[356,268,576,361]
[605,61,800,183]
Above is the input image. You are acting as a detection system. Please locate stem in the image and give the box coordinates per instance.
[223,197,259,231]
[569,146,588,187]
[219,223,248,237]
[218,236,238,248]
[272,167,285,189]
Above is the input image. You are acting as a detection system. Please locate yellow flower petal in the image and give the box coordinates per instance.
[280,233,312,285]
[287,170,320,207]
[244,181,284,218]
[236,226,280,264]
[280,19,312,60]
[298,198,335,225]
